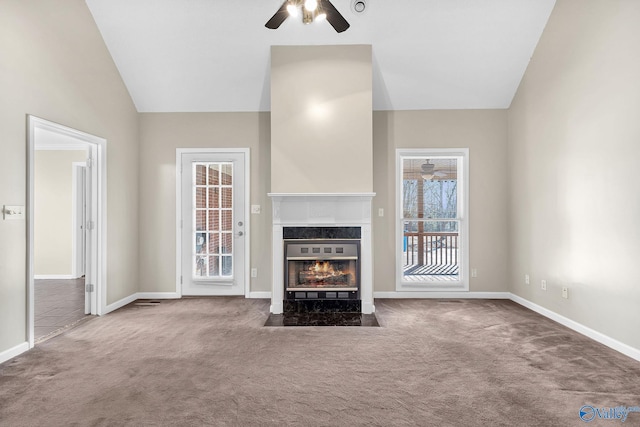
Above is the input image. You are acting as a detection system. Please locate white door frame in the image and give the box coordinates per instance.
[175,148,251,298]
[71,162,87,279]
[27,116,107,347]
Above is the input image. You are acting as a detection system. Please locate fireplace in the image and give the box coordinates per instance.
[268,193,375,314]
[284,238,360,301]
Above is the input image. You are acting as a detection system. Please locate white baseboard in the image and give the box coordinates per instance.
[510,293,640,363]
[136,292,180,300]
[104,293,138,314]
[247,291,271,299]
[34,275,76,280]
[0,342,29,365]
[374,291,511,299]
[105,291,268,315]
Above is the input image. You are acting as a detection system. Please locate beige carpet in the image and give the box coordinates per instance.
[1,298,639,426]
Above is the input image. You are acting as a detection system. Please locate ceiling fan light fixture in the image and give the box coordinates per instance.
[302,8,314,24]
[265,0,349,32]
[286,1,299,17]
[314,4,327,21]
[304,0,318,12]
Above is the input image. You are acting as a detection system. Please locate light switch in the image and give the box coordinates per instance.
[378,208,384,217]
[251,205,261,214]
[3,205,25,220]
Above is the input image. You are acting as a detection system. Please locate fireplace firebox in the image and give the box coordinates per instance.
[284,240,360,301]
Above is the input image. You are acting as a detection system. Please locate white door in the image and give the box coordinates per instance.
[73,163,86,279]
[72,162,91,314]
[179,151,247,296]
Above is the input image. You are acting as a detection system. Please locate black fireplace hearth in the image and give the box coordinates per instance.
[264,311,379,327]
[284,299,361,314]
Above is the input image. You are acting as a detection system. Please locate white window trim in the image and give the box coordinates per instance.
[395,148,469,292]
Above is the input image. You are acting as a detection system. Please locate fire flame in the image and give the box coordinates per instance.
[310,261,338,275]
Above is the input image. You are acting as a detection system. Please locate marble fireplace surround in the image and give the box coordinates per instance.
[268,193,376,314]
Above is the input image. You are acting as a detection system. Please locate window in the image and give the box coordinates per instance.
[192,162,234,279]
[396,149,469,291]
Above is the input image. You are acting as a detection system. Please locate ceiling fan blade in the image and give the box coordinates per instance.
[322,0,350,33]
[265,1,290,29]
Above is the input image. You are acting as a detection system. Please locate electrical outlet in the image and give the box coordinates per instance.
[251,268,258,278]
[471,268,477,278]
[562,287,568,299]
[251,205,261,214]
[541,280,547,291]
[525,274,530,285]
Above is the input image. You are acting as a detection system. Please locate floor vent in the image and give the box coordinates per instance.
[133,300,161,306]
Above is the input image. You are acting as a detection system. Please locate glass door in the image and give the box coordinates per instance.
[180,151,246,296]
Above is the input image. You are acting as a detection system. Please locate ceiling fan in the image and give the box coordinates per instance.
[265,0,350,33]
[421,161,448,180]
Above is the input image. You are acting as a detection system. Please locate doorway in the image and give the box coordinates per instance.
[177,149,250,296]
[27,116,106,347]
[33,151,88,341]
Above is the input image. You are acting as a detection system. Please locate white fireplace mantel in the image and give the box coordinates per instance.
[268,193,376,314]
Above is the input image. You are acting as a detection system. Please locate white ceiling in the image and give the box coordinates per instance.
[85,0,556,112]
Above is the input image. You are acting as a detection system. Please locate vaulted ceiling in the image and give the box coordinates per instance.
[85,0,556,112]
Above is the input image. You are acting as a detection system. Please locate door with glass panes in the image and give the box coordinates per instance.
[180,151,246,296]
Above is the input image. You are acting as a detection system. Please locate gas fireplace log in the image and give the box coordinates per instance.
[297,271,352,285]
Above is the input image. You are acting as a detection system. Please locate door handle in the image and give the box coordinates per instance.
[235,231,244,237]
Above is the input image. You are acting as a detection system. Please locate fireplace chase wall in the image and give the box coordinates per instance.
[269,193,375,314]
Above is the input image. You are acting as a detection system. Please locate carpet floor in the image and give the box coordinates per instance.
[1,298,639,426]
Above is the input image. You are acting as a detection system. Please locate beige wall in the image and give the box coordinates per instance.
[508,0,640,349]
[34,150,87,276]
[0,0,139,352]
[271,45,373,193]
[139,110,509,296]
[138,113,272,293]
[373,110,509,292]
